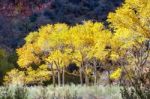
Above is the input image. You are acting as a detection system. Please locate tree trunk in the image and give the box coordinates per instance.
[52,73,56,87]
[62,67,65,86]
[107,70,112,86]
[50,64,56,87]
[54,61,61,86]
[94,60,97,85]
[79,67,83,85]
[57,69,61,86]
[85,73,89,86]
[85,66,89,86]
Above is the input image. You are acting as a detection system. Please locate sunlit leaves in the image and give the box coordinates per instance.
[14,11,149,85]
[110,68,122,80]
[17,44,41,68]
[108,0,150,38]
[4,69,25,85]
[46,50,70,69]
[25,32,39,44]
[4,66,50,85]
[15,21,114,84]
[108,0,150,84]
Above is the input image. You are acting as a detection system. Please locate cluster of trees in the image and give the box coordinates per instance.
[2,0,150,87]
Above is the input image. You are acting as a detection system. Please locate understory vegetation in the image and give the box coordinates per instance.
[0,85,121,99]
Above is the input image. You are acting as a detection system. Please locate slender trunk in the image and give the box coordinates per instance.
[52,73,56,87]
[119,74,122,85]
[54,61,61,86]
[79,67,83,85]
[85,73,89,86]
[85,66,89,86]
[94,60,97,85]
[57,69,61,86]
[107,70,112,87]
[50,63,56,87]
[62,68,65,86]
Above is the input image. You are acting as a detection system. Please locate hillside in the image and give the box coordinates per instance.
[0,0,123,49]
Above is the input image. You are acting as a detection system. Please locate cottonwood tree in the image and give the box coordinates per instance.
[10,21,115,85]
[108,0,150,80]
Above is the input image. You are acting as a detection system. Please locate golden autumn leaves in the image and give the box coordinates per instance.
[4,0,150,85]
[108,0,150,38]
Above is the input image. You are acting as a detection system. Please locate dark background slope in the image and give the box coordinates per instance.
[0,0,123,50]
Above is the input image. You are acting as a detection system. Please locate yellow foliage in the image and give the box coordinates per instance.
[15,13,149,85]
[46,50,70,69]
[110,68,122,80]
[4,65,50,85]
[85,67,92,75]
[25,66,50,84]
[108,0,150,38]
[110,52,120,61]
[25,32,39,43]
[17,44,41,68]
[15,21,114,84]
[4,69,25,85]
